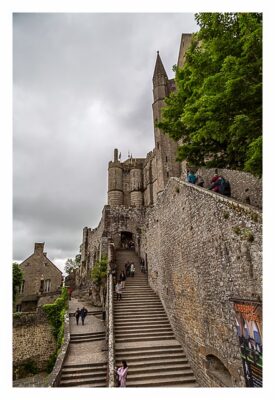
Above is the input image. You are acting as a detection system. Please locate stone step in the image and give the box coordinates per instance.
[127,369,195,382]
[115,353,187,363]
[61,371,106,380]
[116,344,181,353]
[119,358,189,369]
[128,363,192,375]
[114,306,164,313]
[115,326,173,334]
[114,300,162,305]
[63,362,107,369]
[59,377,106,387]
[62,366,107,374]
[70,337,106,344]
[115,322,171,330]
[114,311,167,318]
[115,334,174,343]
[70,332,105,338]
[115,326,174,338]
[114,298,159,304]
[126,376,197,387]
[114,316,169,323]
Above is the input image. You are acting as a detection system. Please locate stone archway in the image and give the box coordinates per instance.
[120,231,134,250]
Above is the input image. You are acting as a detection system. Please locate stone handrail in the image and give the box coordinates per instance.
[107,270,115,387]
[47,311,70,387]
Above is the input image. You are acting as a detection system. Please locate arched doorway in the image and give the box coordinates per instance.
[120,231,134,250]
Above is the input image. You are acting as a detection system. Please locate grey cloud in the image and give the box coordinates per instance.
[13,13,199,267]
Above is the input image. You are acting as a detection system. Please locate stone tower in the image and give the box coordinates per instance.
[108,148,124,206]
[152,51,180,195]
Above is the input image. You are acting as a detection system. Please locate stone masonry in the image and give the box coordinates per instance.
[77,33,262,387]
[13,309,57,379]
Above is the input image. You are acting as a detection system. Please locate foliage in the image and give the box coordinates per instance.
[64,254,81,275]
[91,256,108,286]
[13,262,23,302]
[157,13,262,176]
[46,352,58,374]
[15,360,38,378]
[42,287,68,373]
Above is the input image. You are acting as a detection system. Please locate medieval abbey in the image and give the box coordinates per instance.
[70,33,262,388]
[13,33,262,388]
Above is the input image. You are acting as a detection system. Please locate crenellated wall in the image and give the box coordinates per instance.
[142,177,262,387]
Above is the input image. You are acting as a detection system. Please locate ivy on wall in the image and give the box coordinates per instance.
[42,287,68,373]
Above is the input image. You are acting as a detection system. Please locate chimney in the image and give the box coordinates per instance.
[114,148,118,162]
[34,242,44,254]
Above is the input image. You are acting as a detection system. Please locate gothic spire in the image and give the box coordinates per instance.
[153,51,168,86]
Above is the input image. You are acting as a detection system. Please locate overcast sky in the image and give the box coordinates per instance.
[13,13,199,271]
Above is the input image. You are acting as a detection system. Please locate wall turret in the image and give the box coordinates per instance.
[130,164,143,207]
[108,148,124,206]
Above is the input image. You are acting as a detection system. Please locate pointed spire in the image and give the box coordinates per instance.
[153,51,168,85]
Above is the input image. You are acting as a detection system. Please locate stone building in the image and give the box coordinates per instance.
[15,242,63,312]
[77,34,262,387]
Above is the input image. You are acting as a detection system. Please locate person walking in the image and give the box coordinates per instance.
[116,360,128,387]
[80,306,88,325]
[115,280,123,301]
[130,263,135,277]
[119,271,126,289]
[75,307,80,325]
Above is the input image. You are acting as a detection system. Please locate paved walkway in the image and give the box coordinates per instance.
[65,297,107,365]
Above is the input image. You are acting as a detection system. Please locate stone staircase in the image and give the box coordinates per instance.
[59,362,107,387]
[70,331,105,344]
[114,249,197,387]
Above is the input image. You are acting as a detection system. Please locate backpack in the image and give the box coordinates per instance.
[219,178,231,196]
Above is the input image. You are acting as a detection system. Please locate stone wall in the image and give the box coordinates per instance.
[143,177,262,387]
[13,309,56,379]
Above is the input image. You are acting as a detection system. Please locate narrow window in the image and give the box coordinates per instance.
[16,304,22,312]
[167,171,169,177]
[165,156,168,162]
[19,280,25,293]
[44,279,51,293]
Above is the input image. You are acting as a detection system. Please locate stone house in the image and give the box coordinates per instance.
[15,243,63,312]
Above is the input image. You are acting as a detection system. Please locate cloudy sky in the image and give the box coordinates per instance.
[13,13,199,271]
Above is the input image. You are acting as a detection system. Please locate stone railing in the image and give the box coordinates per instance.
[106,269,115,387]
[47,311,70,387]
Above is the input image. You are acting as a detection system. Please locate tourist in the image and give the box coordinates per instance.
[80,306,88,325]
[120,271,126,289]
[75,307,80,325]
[115,280,123,301]
[196,174,204,187]
[125,261,131,277]
[187,170,197,184]
[209,175,231,197]
[116,360,128,387]
[130,263,135,277]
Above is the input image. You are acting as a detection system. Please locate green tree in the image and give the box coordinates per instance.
[64,254,81,275]
[157,13,262,176]
[13,262,23,302]
[91,256,108,286]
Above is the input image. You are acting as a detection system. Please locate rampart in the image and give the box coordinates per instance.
[143,177,262,387]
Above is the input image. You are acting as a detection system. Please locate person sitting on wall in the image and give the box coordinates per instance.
[209,176,231,197]
[195,173,204,187]
[187,170,197,184]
